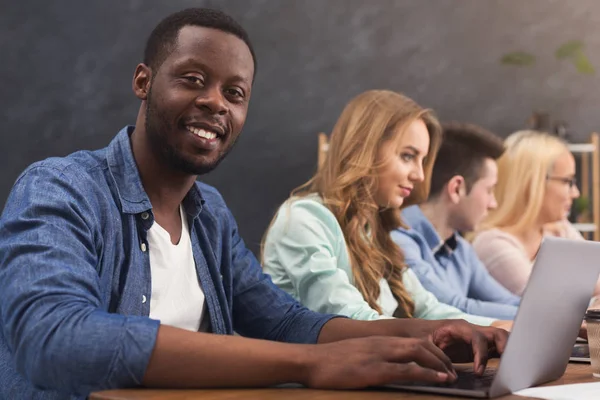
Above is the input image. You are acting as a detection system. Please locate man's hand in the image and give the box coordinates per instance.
[491,320,513,331]
[318,318,509,378]
[429,320,509,374]
[304,336,457,389]
[143,320,508,390]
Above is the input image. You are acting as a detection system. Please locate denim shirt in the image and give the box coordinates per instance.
[0,126,335,400]
[391,205,520,320]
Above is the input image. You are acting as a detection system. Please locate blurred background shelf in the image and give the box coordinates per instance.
[571,133,600,241]
[567,143,596,153]
[572,223,596,233]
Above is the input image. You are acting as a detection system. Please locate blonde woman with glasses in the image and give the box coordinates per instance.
[262,90,510,330]
[472,130,591,297]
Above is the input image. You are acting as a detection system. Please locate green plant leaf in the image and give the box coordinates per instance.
[555,40,584,59]
[573,49,595,74]
[500,52,536,66]
[574,196,590,213]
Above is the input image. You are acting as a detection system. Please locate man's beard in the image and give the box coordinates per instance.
[144,88,237,176]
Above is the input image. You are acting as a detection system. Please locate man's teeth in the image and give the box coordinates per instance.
[187,126,217,140]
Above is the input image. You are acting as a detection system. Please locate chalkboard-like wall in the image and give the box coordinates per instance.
[2,0,599,253]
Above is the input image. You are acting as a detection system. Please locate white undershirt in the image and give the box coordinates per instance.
[148,206,207,332]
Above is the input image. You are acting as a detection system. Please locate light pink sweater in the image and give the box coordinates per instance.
[472,221,585,296]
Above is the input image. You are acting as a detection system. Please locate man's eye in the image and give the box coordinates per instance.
[184,76,204,85]
[226,88,244,98]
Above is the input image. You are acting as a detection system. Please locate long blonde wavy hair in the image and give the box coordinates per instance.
[478,130,570,233]
[267,90,442,317]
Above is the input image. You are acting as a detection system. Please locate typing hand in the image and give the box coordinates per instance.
[491,320,513,332]
[430,320,509,375]
[305,336,457,389]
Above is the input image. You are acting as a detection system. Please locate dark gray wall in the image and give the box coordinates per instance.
[2,0,600,253]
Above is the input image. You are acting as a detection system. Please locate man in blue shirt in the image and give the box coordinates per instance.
[392,122,521,320]
[0,9,508,399]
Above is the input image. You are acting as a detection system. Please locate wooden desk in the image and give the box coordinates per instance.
[91,361,596,400]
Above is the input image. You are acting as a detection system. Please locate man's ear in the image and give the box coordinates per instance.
[446,175,466,204]
[132,63,152,100]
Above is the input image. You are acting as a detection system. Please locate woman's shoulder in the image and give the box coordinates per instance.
[276,194,336,221]
[474,228,517,241]
[263,194,350,267]
[472,228,522,250]
[269,194,343,239]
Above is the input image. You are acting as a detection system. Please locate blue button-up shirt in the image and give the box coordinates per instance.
[0,126,335,399]
[391,205,520,320]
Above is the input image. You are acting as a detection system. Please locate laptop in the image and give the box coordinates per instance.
[388,236,600,398]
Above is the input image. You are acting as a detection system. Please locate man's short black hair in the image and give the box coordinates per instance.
[143,8,257,77]
[428,122,505,198]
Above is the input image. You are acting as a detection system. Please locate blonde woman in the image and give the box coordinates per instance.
[262,90,508,328]
[472,130,590,296]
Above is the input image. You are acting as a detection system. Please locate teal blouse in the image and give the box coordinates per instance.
[262,195,496,326]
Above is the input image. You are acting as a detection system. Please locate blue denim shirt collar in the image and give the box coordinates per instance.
[106,126,205,219]
[402,205,457,255]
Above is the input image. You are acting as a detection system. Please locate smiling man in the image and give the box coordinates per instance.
[0,9,508,399]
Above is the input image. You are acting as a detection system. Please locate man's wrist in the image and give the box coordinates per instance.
[292,344,318,386]
[372,318,446,338]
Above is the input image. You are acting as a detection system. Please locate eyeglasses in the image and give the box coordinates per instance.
[547,176,577,188]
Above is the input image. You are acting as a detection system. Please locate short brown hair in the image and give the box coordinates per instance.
[428,122,504,198]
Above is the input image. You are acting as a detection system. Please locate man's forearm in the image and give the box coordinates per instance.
[143,325,313,388]
[317,317,446,343]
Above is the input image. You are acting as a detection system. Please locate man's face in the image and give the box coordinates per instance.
[144,25,254,175]
[451,158,498,232]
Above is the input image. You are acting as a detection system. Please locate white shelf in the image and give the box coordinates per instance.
[572,223,597,233]
[567,143,596,153]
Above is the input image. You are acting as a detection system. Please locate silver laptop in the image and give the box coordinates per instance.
[388,236,600,398]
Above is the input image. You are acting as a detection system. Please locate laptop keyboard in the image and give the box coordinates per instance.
[390,367,497,392]
[436,368,497,390]
[387,366,497,395]
[452,368,496,386]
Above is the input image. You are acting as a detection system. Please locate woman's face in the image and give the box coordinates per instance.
[539,150,580,224]
[373,119,430,209]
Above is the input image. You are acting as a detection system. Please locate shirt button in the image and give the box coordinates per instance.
[142,295,147,304]
[141,212,150,220]
[141,242,147,252]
